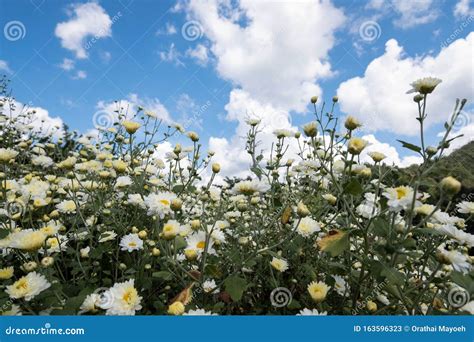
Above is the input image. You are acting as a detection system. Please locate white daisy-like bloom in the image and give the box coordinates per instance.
[56,200,77,214]
[332,275,348,296]
[270,257,289,272]
[183,308,217,316]
[32,155,54,168]
[209,187,222,201]
[6,272,51,301]
[120,233,144,252]
[457,201,474,215]
[356,193,380,219]
[406,77,442,94]
[42,235,68,254]
[21,179,50,200]
[437,247,471,274]
[213,220,230,230]
[115,176,132,188]
[295,217,321,237]
[435,225,474,247]
[383,186,417,212]
[232,179,270,195]
[376,293,390,305]
[202,279,219,293]
[432,211,463,226]
[297,308,327,316]
[211,229,226,244]
[127,194,145,207]
[0,148,19,162]
[99,279,142,315]
[143,191,177,218]
[185,231,216,256]
[273,128,294,138]
[79,293,101,314]
[99,231,117,243]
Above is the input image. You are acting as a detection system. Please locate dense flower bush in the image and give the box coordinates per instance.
[0,76,473,316]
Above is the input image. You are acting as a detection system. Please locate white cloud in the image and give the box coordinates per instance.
[0,60,11,73]
[1,98,64,139]
[55,2,112,59]
[73,70,87,79]
[367,0,439,28]
[360,134,423,167]
[186,44,209,66]
[186,0,344,113]
[100,51,112,63]
[59,58,75,71]
[158,43,185,66]
[157,22,177,35]
[454,0,474,18]
[96,94,172,124]
[182,0,345,177]
[337,32,474,136]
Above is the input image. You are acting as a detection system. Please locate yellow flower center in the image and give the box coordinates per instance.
[122,290,135,304]
[396,187,408,199]
[197,241,206,249]
[16,279,28,291]
[128,242,137,247]
[160,199,170,206]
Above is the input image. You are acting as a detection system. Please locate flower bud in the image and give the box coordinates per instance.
[310,96,318,104]
[122,121,141,134]
[347,138,368,155]
[297,202,310,217]
[212,163,221,173]
[344,116,361,131]
[440,176,461,195]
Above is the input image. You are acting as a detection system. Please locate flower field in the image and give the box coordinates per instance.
[0,77,473,316]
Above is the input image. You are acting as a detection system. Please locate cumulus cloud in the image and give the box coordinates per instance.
[182,0,345,177]
[73,70,87,80]
[55,2,112,59]
[337,32,474,136]
[158,43,185,66]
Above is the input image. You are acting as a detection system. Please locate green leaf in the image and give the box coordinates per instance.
[451,271,474,293]
[174,236,187,250]
[152,271,173,280]
[380,265,405,286]
[397,140,421,153]
[0,228,10,239]
[344,179,363,196]
[370,218,389,237]
[325,233,350,257]
[224,275,247,301]
[287,298,301,309]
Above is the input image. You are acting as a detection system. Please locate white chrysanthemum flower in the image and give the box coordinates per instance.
[2,304,22,316]
[183,308,217,316]
[356,193,380,219]
[270,257,288,272]
[0,148,19,163]
[115,176,132,188]
[436,225,474,247]
[407,77,442,94]
[273,129,294,138]
[383,186,417,211]
[4,229,46,251]
[202,279,219,293]
[437,248,471,274]
[127,194,145,207]
[6,272,51,301]
[144,192,177,218]
[32,155,54,167]
[185,231,215,256]
[120,233,144,252]
[232,179,270,195]
[332,275,348,296]
[295,217,321,237]
[297,308,327,315]
[79,293,101,314]
[56,200,77,214]
[99,279,142,315]
[457,201,474,215]
[99,231,117,243]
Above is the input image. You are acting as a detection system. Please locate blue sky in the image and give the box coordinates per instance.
[0,0,473,175]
